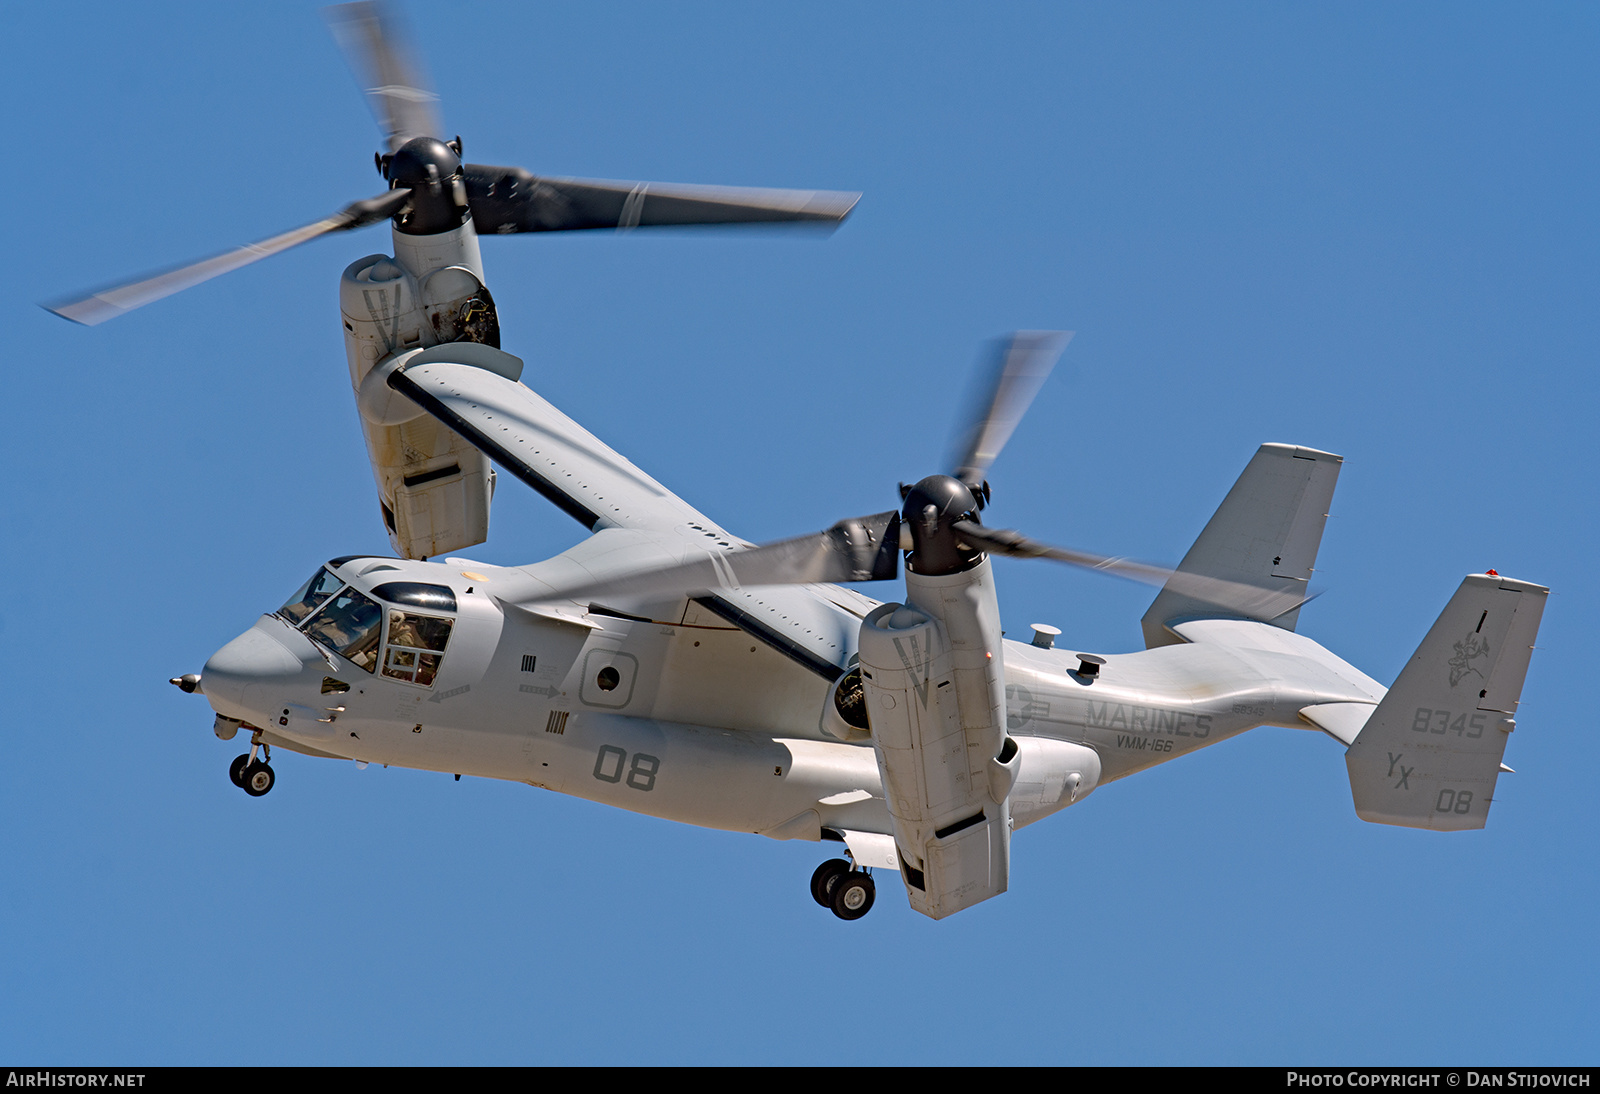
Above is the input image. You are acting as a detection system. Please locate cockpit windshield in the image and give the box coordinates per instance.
[278,568,456,682]
[279,568,344,625]
[301,588,384,673]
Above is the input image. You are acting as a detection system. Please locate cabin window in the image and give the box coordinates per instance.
[382,610,454,686]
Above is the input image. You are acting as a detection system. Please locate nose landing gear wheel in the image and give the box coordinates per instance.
[229,754,251,788]
[830,871,875,920]
[810,858,851,908]
[242,762,275,797]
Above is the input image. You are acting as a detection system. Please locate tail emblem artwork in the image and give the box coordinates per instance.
[1450,632,1491,688]
[51,3,1549,920]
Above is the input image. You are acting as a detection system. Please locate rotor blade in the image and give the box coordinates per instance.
[326,1,442,151]
[949,331,1073,490]
[519,512,901,609]
[45,189,410,326]
[464,165,860,234]
[952,520,1315,621]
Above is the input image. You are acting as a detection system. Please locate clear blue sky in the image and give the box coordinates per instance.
[4,1,1595,1065]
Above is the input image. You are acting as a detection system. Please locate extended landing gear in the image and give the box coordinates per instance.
[810,857,876,921]
[811,858,849,906]
[229,740,275,797]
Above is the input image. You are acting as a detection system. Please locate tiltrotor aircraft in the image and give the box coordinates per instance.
[52,4,1548,922]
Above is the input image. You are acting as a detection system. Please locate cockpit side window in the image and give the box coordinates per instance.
[279,568,345,625]
[302,589,384,672]
[382,610,453,687]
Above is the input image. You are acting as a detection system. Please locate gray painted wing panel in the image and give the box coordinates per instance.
[396,362,875,684]
[505,531,865,681]
[699,585,864,676]
[397,360,708,533]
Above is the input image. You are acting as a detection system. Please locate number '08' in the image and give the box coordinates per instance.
[593,745,660,791]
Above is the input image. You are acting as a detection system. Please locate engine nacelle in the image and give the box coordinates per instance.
[857,602,961,837]
[340,250,510,560]
[858,562,1014,920]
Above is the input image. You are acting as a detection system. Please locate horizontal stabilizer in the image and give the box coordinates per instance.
[1143,444,1341,648]
[1344,573,1547,831]
[1301,701,1377,747]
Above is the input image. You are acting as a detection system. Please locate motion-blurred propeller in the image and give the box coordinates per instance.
[45,189,411,326]
[950,331,1072,495]
[949,521,1314,621]
[325,0,442,152]
[44,1,859,326]
[527,512,903,610]
[516,329,1316,621]
[464,168,859,234]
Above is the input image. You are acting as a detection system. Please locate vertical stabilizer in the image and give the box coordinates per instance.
[1344,573,1547,831]
[1142,444,1341,648]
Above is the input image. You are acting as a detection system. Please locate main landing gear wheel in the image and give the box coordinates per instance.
[830,870,875,921]
[229,754,251,788]
[242,762,275,797]
[811,859,851,908]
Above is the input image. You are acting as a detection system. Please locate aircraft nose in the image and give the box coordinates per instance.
[202,622,306,719]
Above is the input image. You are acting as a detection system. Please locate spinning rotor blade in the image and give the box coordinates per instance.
[950,331,1073,490]
[45,189,411,326]
[464,166,861,234]
[952,520,1315,621]
[520,512,901,609]
[326,1,442,152]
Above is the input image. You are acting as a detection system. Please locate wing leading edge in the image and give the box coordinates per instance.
[390,349,879,680]
[388,353,707,535]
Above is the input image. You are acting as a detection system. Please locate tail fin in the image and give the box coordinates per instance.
[1343,573,1548,831]
[1142,444,1342,648]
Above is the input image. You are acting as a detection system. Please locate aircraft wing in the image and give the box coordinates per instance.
[387,348,712,536]
[390,347,880,680]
